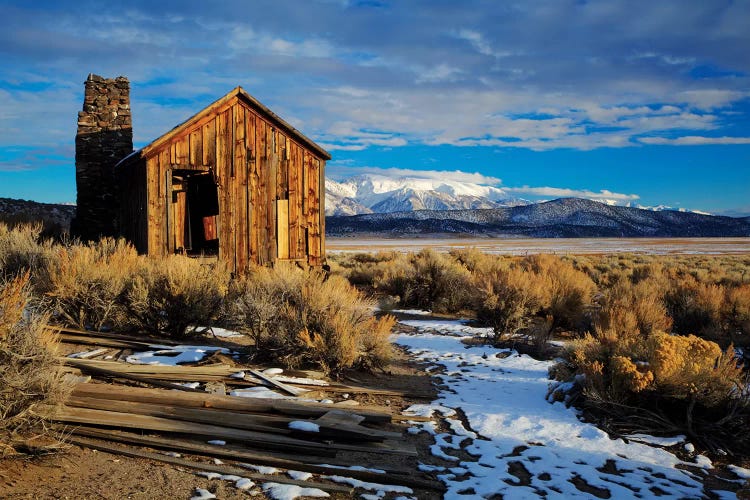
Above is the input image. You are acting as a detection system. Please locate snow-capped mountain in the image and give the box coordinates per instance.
[325,174,528,216]
[327,198,750,237]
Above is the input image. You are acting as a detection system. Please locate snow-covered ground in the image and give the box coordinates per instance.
[397,315,743,499]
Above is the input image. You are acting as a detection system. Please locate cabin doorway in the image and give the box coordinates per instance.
[170,170,219,256]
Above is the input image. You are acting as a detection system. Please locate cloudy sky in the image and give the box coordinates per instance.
[1,0,749,214]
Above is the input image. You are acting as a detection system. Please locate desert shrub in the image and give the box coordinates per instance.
[375,249,475,313]
[0,223,52,279]
[563,329,749,453]
[475,265,546,341]
[595,277,672,347]
[522,254,597,332]
[0,273,69,455]
[124,255,230,337]
[227,265,394,375]
[666,278,725,339]
[42,238,139,331]
[724,285,750,345]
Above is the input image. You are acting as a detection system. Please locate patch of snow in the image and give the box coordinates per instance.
[396,323,711,498]
[319,464,386,474]
[695,454,713,469]
[210,327,243,338]
[324,476,413,494]
[212,458,224,465]
[160,451,181,458]
[229,371,246,379]
[390,309,432,315]
[190,487,216,500]
[219,474,242,481]
[685,442,696,453]
[288,421,320,432]
[729,464,750,479]
[235,478,255,490]
[197,472,221,480]
[287,470,313,481]
[240,464,279,475]
[263,367,284,376]
[207,440,226,446]
[625,434,686,447]
[262,482,329,499]
[126,345,230,365]
[179,382,201,389]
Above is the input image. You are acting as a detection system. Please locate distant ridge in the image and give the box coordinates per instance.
[0,197,76,232]
[327,198,750,238]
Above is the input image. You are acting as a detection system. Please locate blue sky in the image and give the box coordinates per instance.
[1,0,749,215]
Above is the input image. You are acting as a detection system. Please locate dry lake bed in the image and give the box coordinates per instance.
[327,236,750,255]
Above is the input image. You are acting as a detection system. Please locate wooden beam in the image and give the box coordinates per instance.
[68,428,444,492]
[67,436,351,494]
[71,384,393,423]
[64,360,205,393]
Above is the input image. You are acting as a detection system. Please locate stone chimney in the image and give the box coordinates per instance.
[71,73,133,240]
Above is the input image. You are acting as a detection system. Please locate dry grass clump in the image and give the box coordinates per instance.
[0,273,69,455]
[0,223,52,279]
[124,255,230,338]
[227,264,394,375]
[42,238,139,331]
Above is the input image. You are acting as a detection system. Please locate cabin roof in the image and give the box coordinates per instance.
[117,86,330,168]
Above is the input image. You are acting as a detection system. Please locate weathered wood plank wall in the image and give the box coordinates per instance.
[124,97,325,273]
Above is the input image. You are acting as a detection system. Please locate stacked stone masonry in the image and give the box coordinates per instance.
[72,73,133,240]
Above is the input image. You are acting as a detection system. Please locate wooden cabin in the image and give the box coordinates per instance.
[114,86,330,273]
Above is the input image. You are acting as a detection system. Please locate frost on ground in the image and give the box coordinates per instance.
[396,316,740,499]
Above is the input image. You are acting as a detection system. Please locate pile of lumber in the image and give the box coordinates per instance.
[50,326,443,494]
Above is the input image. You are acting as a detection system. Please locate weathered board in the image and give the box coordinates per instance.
[116,88,329,272]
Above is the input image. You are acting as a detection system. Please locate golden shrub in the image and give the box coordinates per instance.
[43,238,139,331]
[228,265,394,375]
[0,223,53,279]
[124,255,230,337]
[0,273,70,454]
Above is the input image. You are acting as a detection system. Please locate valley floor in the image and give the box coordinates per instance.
[327,236,750,256]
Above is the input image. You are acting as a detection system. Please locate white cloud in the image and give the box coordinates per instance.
[639,136,750,145]
[506,185,640,202]
[326,165,502,185]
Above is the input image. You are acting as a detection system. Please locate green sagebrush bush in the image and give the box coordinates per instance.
[226,264,394,375]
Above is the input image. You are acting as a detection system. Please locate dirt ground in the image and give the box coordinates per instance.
[0,336,443,500]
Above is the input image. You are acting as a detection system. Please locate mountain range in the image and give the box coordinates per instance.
[327,197,750,238]
[325,174,528,215]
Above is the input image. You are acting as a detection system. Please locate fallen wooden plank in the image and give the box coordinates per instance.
[69,348,111,360]
[67,436,353,494]
[248,368,305,396]
[48,325,184,346]
[66,397,291,435]
[72,384,393,423]
[52,406,413,455]
[64,360,205,393]
[51,406,334,454]
[68,428,444,492]
[69,394,400,443]
[61,358,242,377]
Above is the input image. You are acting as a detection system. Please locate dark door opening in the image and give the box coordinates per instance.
[172,171,219,256]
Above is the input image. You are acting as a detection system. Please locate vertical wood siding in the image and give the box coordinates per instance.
[120,96,326,272]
